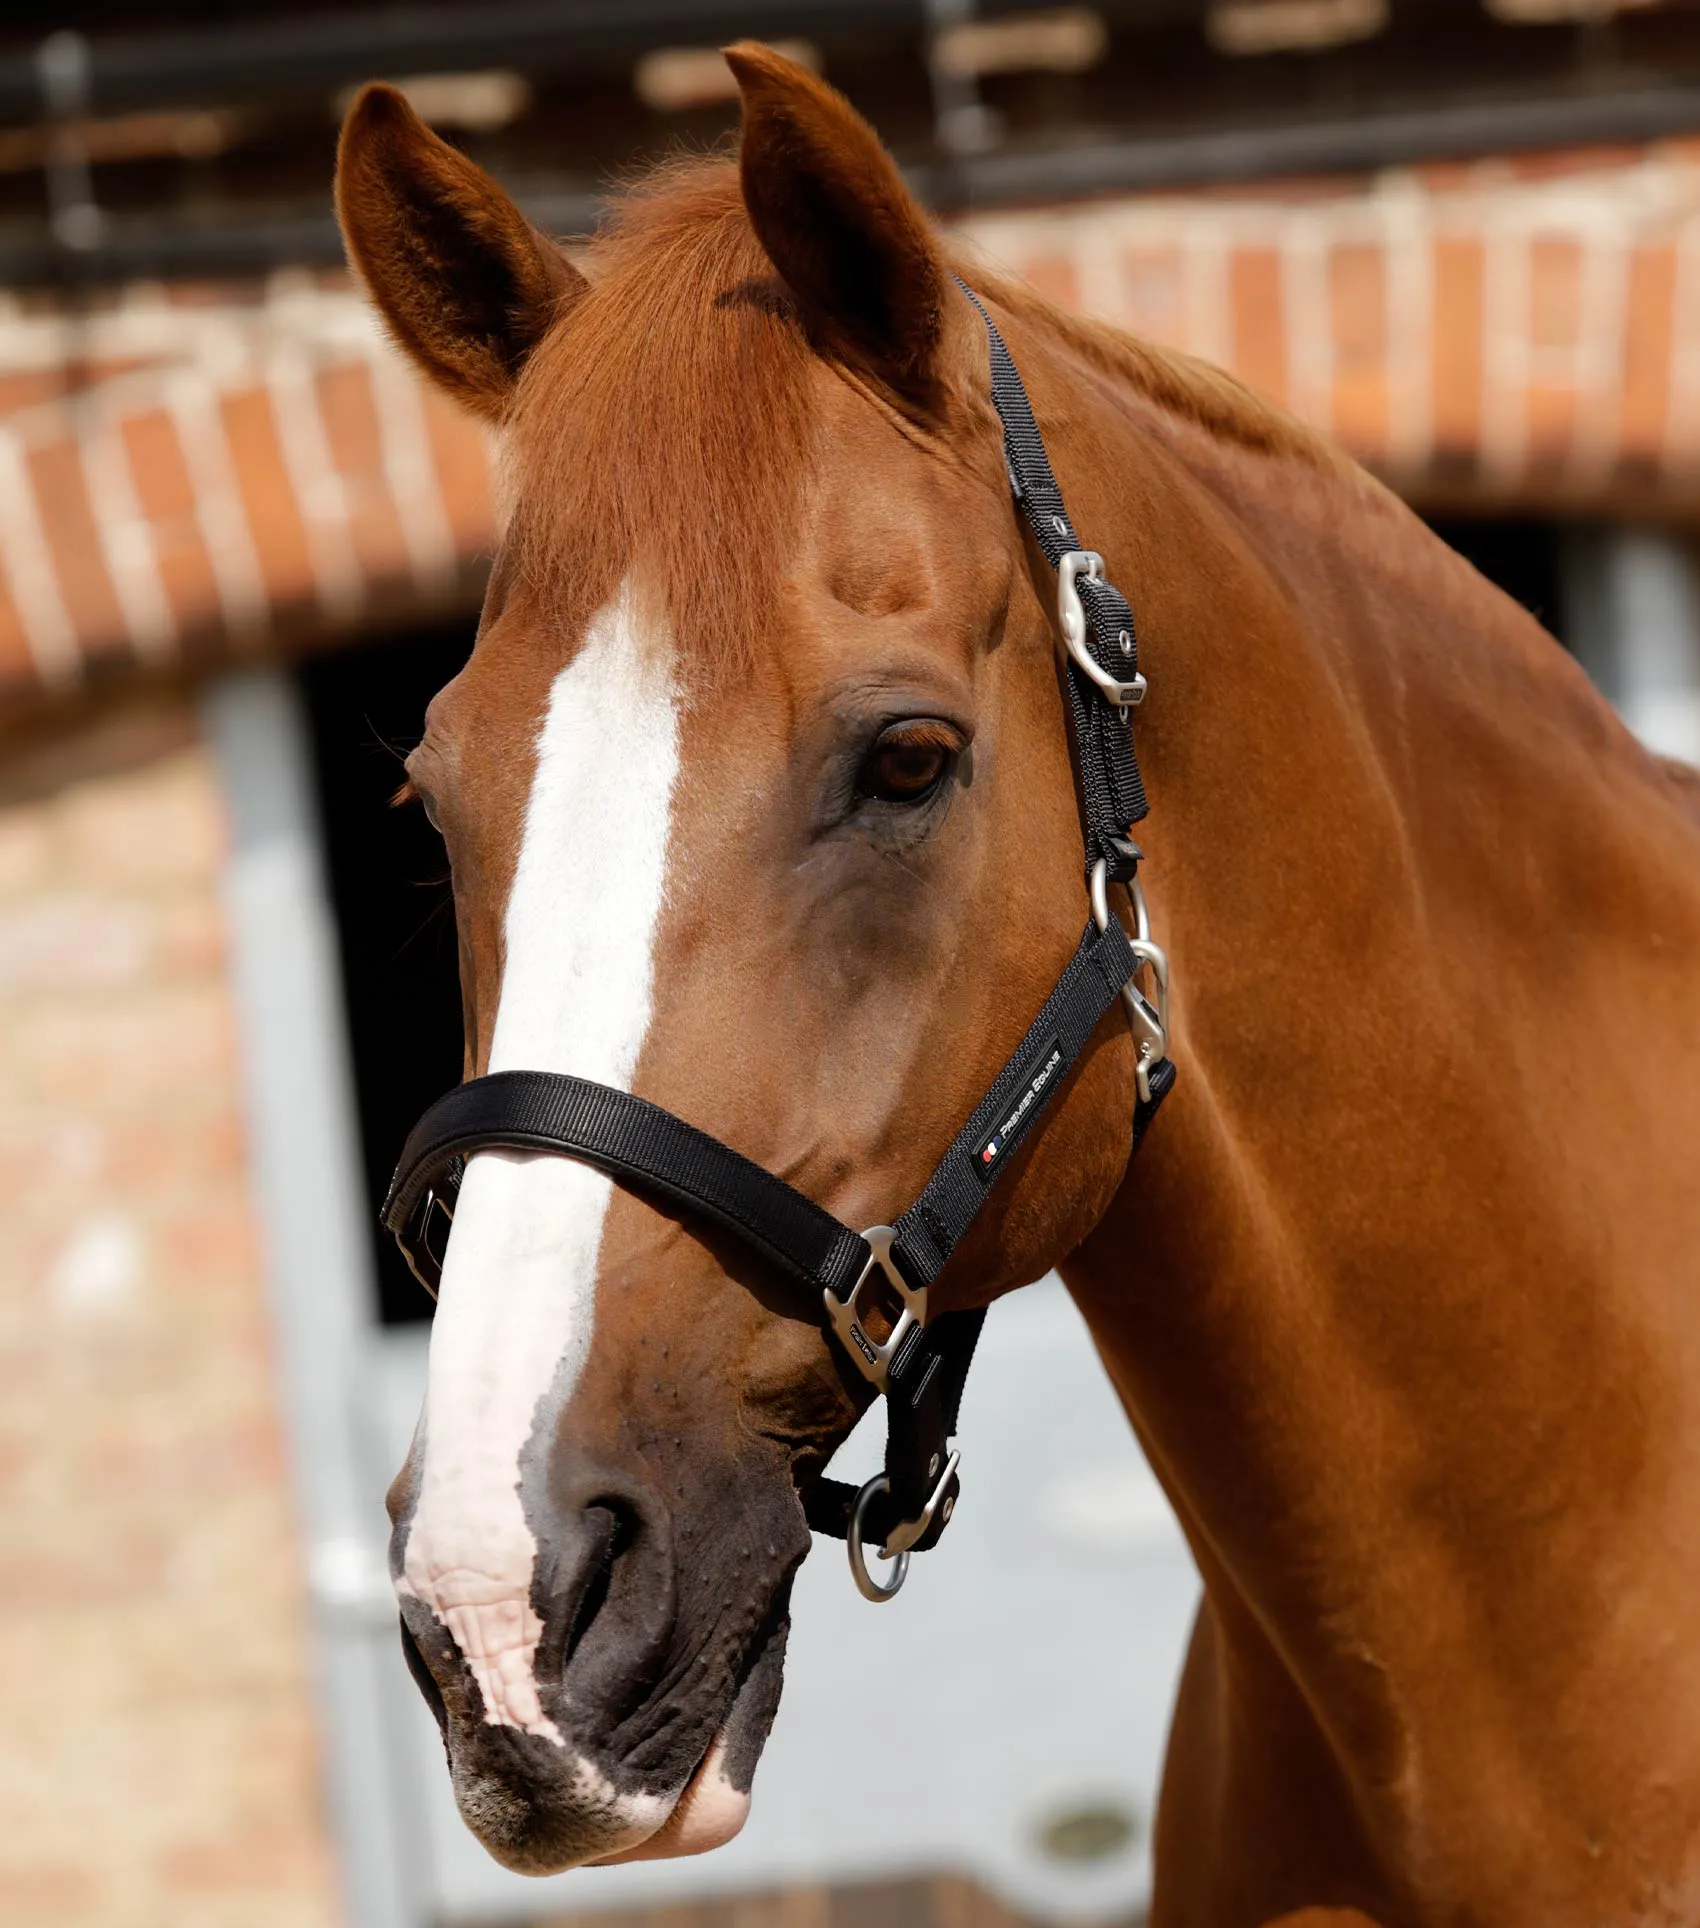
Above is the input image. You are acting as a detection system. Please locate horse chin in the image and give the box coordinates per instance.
[587,1733,751,1863]
[449,1734,672,1874]
[595,1598,791,1864]
[446,1578,790,1874]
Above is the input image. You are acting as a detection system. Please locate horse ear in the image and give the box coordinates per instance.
[336,83,586,420]
[725,43,946,406]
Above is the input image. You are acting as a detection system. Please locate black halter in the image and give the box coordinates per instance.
[383,284,1175,1601]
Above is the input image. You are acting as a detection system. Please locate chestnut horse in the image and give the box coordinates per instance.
[336,46,1700,1928]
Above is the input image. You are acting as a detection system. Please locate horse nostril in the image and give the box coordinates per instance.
[564,1499,639,1663]
[399,1612,449,1740]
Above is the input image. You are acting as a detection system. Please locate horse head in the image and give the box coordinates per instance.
[336,45,1142,1872]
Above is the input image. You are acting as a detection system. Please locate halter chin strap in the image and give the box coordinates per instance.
[381,284,1176,1602]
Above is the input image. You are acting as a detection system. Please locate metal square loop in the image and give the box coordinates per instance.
[1090,859,1172,1105]
[823,1225,929,1393]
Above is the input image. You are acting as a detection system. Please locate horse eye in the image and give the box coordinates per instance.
[856,723,958,805]
[393,774,442,833]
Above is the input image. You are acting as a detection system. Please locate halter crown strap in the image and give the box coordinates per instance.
[955,278,1149,884]
[381,283,1175,1595]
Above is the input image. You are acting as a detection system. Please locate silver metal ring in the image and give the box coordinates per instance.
[1089,857,1152,947]
[846,1476,909,1603]
[1089,858,1171,1097]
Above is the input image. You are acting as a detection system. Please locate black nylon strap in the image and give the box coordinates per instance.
[1134,1053,1177,1153]
[805,1304,986,1545]
[388,911,1138,1304]
[888,914,1139,1287]
[383,1072,870,1303]
[812,977,1173,1550]
[955,278,1149,881]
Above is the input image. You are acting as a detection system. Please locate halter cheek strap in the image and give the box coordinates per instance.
[382,284,1176,1603]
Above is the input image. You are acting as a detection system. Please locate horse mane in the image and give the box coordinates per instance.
[958,261,1345,476]
[504,154,1343,676]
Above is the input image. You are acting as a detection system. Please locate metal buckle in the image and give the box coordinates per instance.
[845,1448,963,1603]
[883,1448,961,1557]
[823,1226,927,1393]
[1091,859,1172,1104]
[1057,551,1146,708]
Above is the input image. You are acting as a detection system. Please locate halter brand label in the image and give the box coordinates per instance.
[971,1037,1063,1184]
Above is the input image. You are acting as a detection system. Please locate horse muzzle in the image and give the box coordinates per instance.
[393,1457,801,1872]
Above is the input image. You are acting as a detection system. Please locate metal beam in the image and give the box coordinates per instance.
[205,668,432,1928]
[9,76,1700,288]
[914,79,1700,205]
[0,0,1139,125]
[1562,528,1700,767]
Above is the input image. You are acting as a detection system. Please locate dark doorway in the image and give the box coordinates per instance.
[298,621,473,1326]
[1426,514,1567,646]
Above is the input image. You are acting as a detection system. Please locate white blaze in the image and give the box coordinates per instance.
[400,582,678,1743]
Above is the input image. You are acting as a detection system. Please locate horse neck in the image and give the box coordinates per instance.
[1028,311,1700,1824]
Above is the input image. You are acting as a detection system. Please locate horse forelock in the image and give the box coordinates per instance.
[502,160,819,683]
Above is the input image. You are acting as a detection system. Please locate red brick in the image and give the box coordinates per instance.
[152,895,228,976]
[1229,246,1286,406]
[0,582,41,686]
[121,408,224,640]
[1014,253,1080,310]
[1525,382,1579,471]
[1529,236,1583,352]
[0,1862,100,1919]
[14,984,237,1112]
[0,808,53,897]
[0,717,339,1927]
[1329,242,1388,459]
[104,1111,246,1191]
[1431,236,1486,466]
[58,750,226,888]
[0,895,149,993]
[218,387,319,624]
[316,360,413,587]
[1619,242,1677,466]
[1503,143,1642,184]
[160,1825,325,1898]
[421,384,498,559]
[24,438,125,668]
[1118,245,1186,346]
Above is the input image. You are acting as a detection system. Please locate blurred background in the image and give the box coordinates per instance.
[4,3,1700,1926]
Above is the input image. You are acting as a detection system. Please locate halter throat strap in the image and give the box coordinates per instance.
[381,284,1175,1598]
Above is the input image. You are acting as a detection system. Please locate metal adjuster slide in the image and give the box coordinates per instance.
[402,1185,454,1299]
[1091,860,1172,1104]
[1057,551,1147,707]
[824,1225,928,1392]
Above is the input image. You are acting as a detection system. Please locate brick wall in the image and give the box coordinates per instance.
[6,140,1700,724]
[0,697,339,1928]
